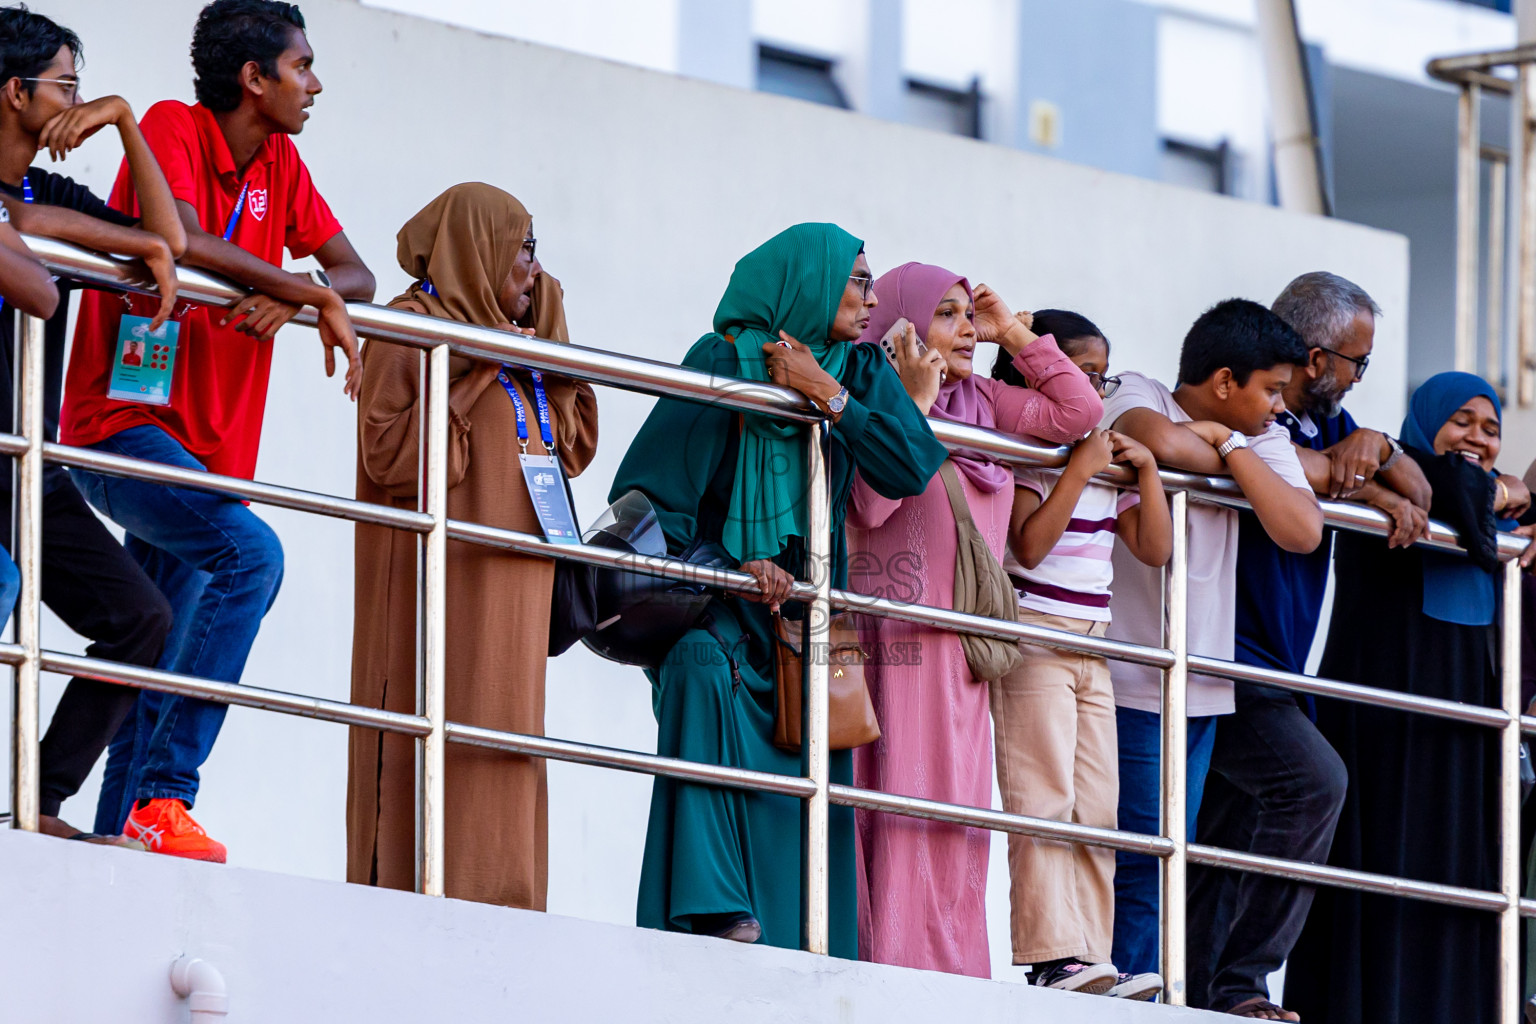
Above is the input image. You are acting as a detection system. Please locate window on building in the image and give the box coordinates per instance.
[756,45,848,109]
[1160,137,1232,195]
[903,77,983,140]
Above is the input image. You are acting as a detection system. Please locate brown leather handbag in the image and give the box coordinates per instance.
[771,611,880,751]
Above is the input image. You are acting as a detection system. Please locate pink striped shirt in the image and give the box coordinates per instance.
[1004,469,1139,623]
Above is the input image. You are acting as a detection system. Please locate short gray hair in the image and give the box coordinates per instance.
[1272,272,1382,350]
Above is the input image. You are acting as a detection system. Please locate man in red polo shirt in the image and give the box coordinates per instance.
[61,0,375,862]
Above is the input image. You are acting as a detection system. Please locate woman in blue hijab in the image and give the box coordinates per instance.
[1287,372,1529,1024]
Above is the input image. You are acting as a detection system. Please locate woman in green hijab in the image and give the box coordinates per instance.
[611,223,947,955]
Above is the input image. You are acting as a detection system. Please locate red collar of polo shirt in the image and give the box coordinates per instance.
[189,102,278,193]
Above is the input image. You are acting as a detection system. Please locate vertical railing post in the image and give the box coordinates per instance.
[8,313,42,832]
[417,343,449,896]
[1456,82,1482,374]
[1160,490,1190,1004]
[802,419,831,955]
[1487,153,1508,386]
[1517,65,1536,406]
[1498,558,1523,1024]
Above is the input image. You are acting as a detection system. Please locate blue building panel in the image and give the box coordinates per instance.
[1014,0,1160,181]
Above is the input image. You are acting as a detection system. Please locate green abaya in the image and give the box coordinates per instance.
[610,225,945,956]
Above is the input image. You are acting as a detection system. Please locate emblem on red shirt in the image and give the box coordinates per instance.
[248,188,268,221]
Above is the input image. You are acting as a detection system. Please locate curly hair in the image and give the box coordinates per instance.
[0,4,82,95]
[191,0,305,112]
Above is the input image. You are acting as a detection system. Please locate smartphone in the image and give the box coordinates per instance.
[878,317,918,368]
[878,317,945,384]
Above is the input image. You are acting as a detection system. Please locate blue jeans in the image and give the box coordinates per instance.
[71,425,284,832]
[1111,706,1219,977]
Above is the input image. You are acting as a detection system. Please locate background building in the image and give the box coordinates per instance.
[361,0,1533,468]
[6,0,1509,1018]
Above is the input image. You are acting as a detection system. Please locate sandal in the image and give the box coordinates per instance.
[1225,997,1300,1021]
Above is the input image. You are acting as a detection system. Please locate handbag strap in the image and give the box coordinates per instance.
[937,460,978,535]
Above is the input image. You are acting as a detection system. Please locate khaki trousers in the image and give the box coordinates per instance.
[990,608,1118,965]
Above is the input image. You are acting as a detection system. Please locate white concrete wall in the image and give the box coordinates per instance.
[1,830,1223,1022]
[18,0,1407,981]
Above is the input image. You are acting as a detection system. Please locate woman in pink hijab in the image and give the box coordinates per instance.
[847,262,1102,977]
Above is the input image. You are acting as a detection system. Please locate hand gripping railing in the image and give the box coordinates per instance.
[5,235,1529,1015]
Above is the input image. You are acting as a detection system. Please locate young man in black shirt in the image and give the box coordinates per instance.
[0,5,183,844]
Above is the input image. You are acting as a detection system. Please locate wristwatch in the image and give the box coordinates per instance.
[1216,430,1249,459]
[305,268,332,289]
[824,386,849,416]
[1380,434,1405,471]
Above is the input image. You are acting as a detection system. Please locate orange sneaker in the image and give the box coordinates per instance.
[122,799,226,863]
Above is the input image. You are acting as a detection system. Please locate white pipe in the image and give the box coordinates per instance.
[1255,0,1328,215]
[169,956,229,1021]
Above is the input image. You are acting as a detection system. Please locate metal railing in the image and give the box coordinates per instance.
[5,235,1530,1014]
[1429,44,1536,405]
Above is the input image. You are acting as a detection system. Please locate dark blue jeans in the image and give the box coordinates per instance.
[1111,706,1219,978]
[71,426,284,832]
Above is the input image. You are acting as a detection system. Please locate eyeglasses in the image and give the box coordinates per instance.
[16,76,78,101]
[848,273,874,301]
[1085,371,1122,398]
[1320,347,1369,381]
[521,235,536,262]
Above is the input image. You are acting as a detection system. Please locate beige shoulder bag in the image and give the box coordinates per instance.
[938,460,1024,682]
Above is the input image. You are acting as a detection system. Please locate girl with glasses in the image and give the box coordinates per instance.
[985,309,1173,999]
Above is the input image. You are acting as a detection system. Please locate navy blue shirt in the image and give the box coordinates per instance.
[1233,407,1355,676]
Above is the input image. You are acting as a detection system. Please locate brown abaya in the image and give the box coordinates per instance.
[346,183,598,908]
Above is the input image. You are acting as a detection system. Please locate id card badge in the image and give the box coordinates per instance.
[108,314,178,405]
[519,454,581,544]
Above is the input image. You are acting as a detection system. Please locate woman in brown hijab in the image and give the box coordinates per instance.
[347,183,598,908]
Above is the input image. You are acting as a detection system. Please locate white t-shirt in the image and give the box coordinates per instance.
[1100,372,1311,717]
[1004,469,1139,623]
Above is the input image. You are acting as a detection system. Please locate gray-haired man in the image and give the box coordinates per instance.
[1186,272,1432,1020]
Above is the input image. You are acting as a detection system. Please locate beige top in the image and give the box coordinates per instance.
[1100,372,1309,717]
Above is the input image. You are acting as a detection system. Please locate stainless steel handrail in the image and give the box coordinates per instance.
[15,436,1508,734]
[4,239,1526,1016]
[1427,45,1536,95]
[17,233,1528,561]
[1430,44,1536,423]
[16,428,1507,734]
[36,640,1520,919]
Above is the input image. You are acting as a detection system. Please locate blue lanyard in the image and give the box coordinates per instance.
[222,181,249,242]
[498,366,555,453]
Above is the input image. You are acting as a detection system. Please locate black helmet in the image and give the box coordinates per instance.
[581,490,736,668]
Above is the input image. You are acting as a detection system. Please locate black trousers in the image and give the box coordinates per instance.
[1187,681,1348,1011]
[11,483,172,818]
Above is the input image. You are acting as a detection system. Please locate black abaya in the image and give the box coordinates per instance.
[1286,451,1502,1024]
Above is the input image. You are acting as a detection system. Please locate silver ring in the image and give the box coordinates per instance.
[1354,474,1365,481]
